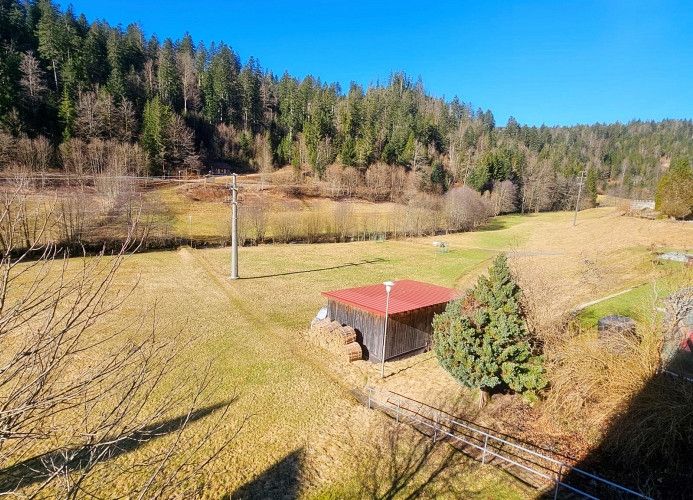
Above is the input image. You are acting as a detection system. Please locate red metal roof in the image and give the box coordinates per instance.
[322,279,459,316]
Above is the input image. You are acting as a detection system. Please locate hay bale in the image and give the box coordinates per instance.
[337,326,357,345]
[345,342,363,362]
[325,320,342,333]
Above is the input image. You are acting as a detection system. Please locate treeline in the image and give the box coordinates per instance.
[1,0,692,210]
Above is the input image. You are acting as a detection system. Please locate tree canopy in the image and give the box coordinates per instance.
[0,0,691,207]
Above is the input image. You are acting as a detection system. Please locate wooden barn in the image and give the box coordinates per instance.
[321,280,458,363]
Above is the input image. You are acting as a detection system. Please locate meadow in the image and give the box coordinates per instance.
[5,203,692,498]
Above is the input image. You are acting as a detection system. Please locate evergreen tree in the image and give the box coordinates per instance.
[35,0,63,90]
[239,57,262,131]
[157,38,181,108]
[140,96,171,174]
[433,254,547,406]
[58,87,75,140]
[585,166,598,206]
[106,30,126,99]
[655,157,693,219]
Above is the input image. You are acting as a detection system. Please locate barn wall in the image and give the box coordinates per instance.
[327,301,448,363]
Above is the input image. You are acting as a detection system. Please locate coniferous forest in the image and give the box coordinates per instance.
[1,0,692,211]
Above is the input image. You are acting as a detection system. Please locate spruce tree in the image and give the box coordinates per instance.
[58,87,75,141]
[140,96,170,175]
[655,157,693,219]
[433,254,547,406]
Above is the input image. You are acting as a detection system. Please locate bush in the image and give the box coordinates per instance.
[655,157,693,219]
[433,254,547,405]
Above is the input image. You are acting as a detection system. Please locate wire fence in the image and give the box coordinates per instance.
[364,386,652,500]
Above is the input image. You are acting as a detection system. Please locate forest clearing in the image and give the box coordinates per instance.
[3,205,689,498]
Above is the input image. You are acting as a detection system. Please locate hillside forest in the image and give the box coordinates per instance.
[1,0,693,213]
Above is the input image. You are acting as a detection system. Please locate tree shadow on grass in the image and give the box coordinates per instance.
[237,258,387,280]
[229,448,304,500]
[0,399,235,493]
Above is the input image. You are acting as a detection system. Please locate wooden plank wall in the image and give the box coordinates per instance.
[327,301,448,362]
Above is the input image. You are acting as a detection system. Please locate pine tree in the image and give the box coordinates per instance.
[433,254,547,406]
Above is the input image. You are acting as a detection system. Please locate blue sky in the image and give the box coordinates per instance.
[65,0,692,126]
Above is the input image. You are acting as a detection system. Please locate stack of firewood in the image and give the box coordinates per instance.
[309,319,363,362]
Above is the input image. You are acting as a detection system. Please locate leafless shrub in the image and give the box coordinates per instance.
[324,164,345,197]
[342,166,361,197]
[14,136,54,172]
[445,186,492,231]
[271,212,296,243]
[301,209,326,243]
[332,202,353,242]
[244,201,268,245]
[0,132,15,170]
[365,163,406,202]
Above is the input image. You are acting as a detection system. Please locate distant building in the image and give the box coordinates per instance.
[322,280,458,362]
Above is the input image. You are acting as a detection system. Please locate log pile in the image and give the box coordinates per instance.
[309,318,363,362]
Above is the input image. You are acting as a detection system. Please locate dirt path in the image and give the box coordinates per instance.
[572,283,648,312]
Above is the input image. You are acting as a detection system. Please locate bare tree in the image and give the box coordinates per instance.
[0,190,239,497]
[254,132,273,185]
[116,98,138,142]
[177,51,199,115]
[166,115,200,174]
[14,136,54,172]
[76,91,103,139]
[19,51,47,102]
[143,59,157,97]
[489,180,518,215]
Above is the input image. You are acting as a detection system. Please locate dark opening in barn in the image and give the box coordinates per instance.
[321,280,459,362]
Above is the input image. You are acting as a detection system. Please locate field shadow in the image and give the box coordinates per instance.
[549,350,693,499]
[229,448,304,499]
[238,258,387,280]
[0,399,234,493]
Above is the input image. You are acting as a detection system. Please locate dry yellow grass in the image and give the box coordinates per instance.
[43,239,531,498]
[8,206,691,497]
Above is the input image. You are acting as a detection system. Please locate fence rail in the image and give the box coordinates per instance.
[364,387,652,500]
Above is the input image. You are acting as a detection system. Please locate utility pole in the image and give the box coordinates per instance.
[230,173,239,279]
[573,169,587,227]
[380,281,394,378]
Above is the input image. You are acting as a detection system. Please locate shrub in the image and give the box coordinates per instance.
[433,254,547,406]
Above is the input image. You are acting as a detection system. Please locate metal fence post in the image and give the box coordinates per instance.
[553,464,564,500]
[367,387,372,409]
[432,411,439,442]
[481,435,489,464]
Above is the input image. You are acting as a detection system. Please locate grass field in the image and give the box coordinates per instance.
[578,261,692,328]
[10,206,692,498]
